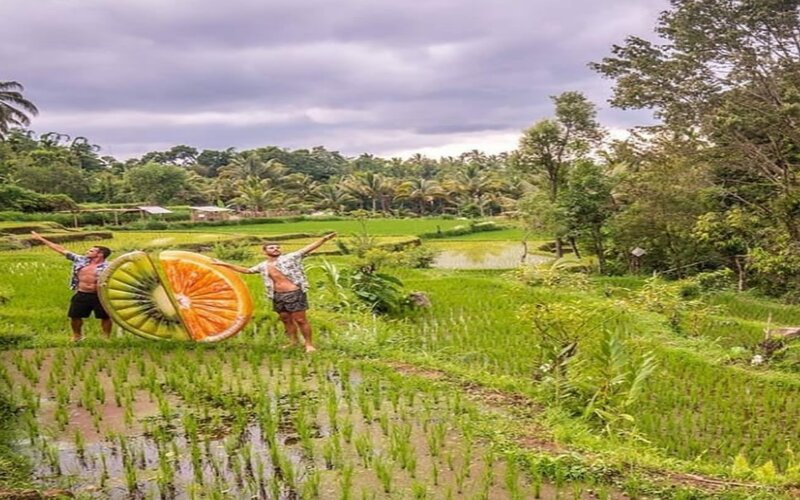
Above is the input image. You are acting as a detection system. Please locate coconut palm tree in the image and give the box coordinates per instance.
[397,178,444,215]
[221,153,287,182]
[343,171,390,213]
[313,184,355,214]
[234,176,279,213]
[0,81,38,140]
[442,164,503,216]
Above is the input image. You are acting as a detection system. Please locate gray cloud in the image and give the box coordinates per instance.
[1,0,666,158]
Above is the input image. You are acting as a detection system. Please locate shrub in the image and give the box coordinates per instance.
[418,220,505,239]
[395,245,439,269]
[0,185,78,212]
[213,241,253,262]
[349,264,407,314]
[693,268,735,293]
[517,257,590,290]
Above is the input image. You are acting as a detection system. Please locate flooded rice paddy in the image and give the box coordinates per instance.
[0,348,609,499]
[431,242,551,270]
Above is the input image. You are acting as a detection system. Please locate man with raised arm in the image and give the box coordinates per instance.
[213,232,336,352]
[30,231,113,342]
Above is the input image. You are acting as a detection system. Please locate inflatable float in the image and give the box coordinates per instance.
[98,250,253,342]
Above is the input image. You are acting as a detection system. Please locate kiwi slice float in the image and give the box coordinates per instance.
[98,252,190,341]
[98,250,253,342]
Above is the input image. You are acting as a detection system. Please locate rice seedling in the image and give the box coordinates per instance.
[373,454,393,494]
[339,462,354,500]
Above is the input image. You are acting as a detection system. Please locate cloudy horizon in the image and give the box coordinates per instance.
[2,0,667,160]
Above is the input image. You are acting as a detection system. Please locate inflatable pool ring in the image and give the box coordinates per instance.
[98,250,253,342]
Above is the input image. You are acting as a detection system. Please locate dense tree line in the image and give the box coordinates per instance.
[4,0,800,298]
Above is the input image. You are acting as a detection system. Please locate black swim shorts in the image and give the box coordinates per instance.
[68,291,110,319]
[272,290,309,313]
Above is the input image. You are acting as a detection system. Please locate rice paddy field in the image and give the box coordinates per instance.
[185,218,469,236]
[3,219,800,498]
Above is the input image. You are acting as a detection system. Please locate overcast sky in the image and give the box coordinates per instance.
[1,0,667,160]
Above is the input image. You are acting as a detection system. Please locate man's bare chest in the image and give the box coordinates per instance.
[78,265,98,282]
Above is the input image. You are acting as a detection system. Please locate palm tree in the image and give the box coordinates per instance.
[39,132,70,148]
[0,81,38,140]
[282,173,318,200]
[313,184,355,214]
[343,172,389,213]
[221,153,287,181]
[234,176,279,213]
[442,164,503,216]
[397,178,444,215]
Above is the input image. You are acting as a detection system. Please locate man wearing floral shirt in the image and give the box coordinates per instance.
[30,231,113,342]
[214,232,336,352]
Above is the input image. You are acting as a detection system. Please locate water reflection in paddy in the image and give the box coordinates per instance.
[431,241,552,269]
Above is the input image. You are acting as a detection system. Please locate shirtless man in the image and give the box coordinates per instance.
[214,233,336,352]
[31,231,113,341]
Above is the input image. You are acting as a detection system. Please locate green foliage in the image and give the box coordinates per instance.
[418,220,505,239]
[312,259,352,310]
[124,162,189,205]
[394,245,439,269]
[749,240,800,299]
[516,257,590,290]
[348,264,407,314]
[313,259,409,315]
[341,220,379,257]
[692,268,735,293]
[636,277,720,334]
[0,185,77,212]
[212,240,253,262]
[572,331,657,435]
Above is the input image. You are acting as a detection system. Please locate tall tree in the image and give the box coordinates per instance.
[397,178,444,215]
[0,81,38,140]
[560,161,616,273]
[125,163,189,205]
[593,0,800,242]
[515,92,603,255]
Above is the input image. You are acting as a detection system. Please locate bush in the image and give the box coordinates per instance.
[693,268,735,293]
[418,220,505,239]
[517,257,590,290]
[349,264,407,314]
[213,241,253,262]
[0,185,78,212]
[394,245,439,268]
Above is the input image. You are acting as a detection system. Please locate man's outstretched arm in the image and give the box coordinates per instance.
[211,259,257,274]
[30,231,69,255]
[298,232,337,256]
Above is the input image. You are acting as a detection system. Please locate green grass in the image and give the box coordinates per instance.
[709,292,800,326]
[6,224,800,496]
[430,227,529,241]
[187,218,474,236]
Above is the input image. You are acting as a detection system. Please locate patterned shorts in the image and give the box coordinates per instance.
[272,290,309,313]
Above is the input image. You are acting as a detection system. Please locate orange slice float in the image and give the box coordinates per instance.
[99,250,253,342]
[159,251,252,342]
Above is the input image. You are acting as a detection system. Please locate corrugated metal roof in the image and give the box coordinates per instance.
[137,206,173,214]
[189,206,232,212]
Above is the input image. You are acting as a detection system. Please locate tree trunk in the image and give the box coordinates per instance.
[554,236,564,258]
[521,240,528,264]
[593,228,606,274]
[734,255,746,292]
[569,237,581,259]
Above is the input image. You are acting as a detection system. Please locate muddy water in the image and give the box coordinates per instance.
[2,348,616,499]
[432,242,551,269]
